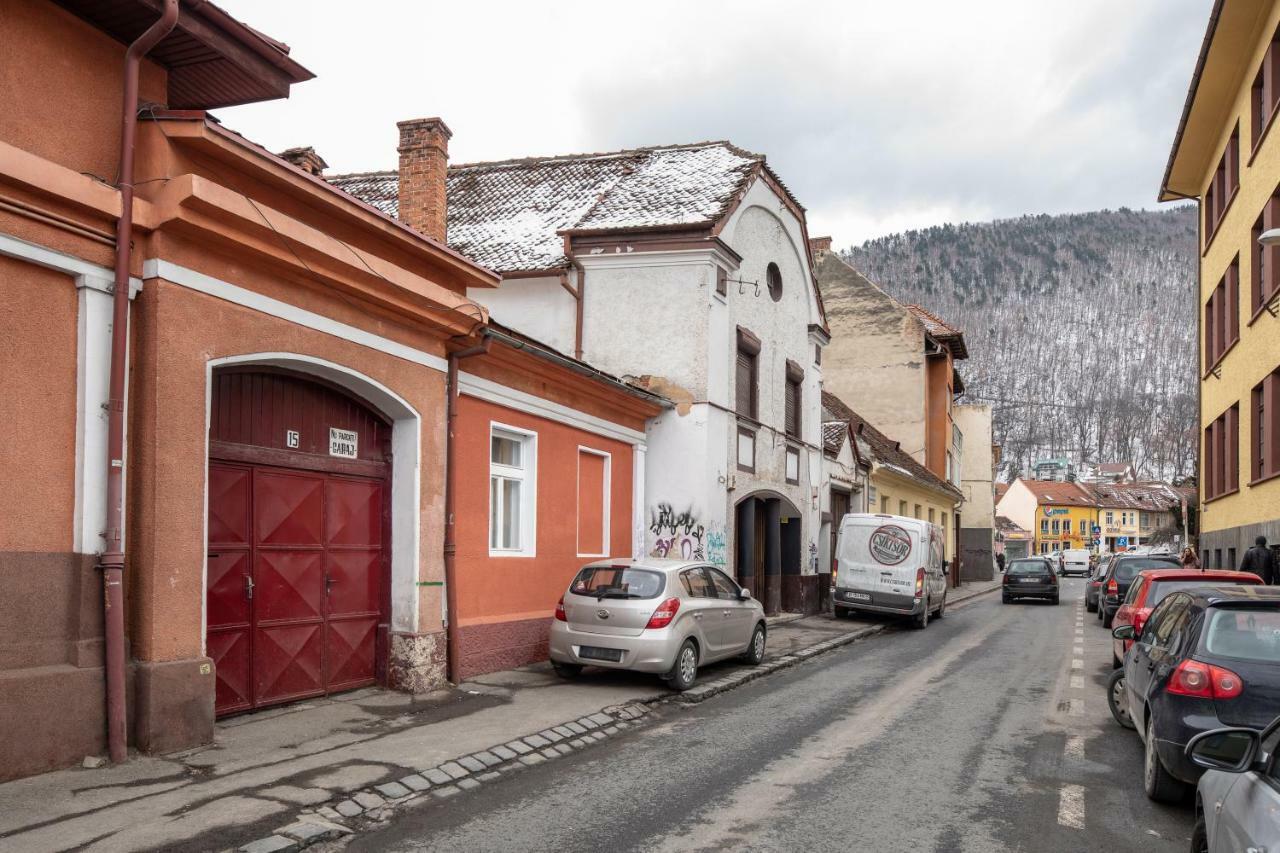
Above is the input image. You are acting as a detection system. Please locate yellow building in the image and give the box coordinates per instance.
[1162,0,1280,569]
[995,479,1099,555]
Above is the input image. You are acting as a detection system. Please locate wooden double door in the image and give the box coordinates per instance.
[206,462,386,716]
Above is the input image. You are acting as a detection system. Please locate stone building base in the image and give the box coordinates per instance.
[1199,518,1280,570]
[959,527,995,582]
[388,631,448,692]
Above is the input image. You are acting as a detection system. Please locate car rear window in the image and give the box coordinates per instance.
[1112,558,1179,582]
[1148,579,1259,608]
[1202,608,1280,662]
[1007,560,1048,575]
[569,566,665,600]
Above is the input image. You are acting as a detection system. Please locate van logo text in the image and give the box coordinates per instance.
[869,525,912,566]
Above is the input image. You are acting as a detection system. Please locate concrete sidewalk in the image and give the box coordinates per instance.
[0,578,1001,853]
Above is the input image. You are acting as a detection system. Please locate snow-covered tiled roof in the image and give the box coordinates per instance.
[906,304,968,360]
[327,141,765,273]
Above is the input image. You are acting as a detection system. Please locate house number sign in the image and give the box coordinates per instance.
[329,427,358,459]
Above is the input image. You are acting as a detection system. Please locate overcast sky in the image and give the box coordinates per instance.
[215,0,1211,246]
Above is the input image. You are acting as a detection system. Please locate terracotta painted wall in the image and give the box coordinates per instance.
[453,393,635,677]
[924,353,952,481]
[0,0,168,181]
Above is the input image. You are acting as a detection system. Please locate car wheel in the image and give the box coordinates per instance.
[1085,597,1097,613]
[666,639,698,691]
[743,623,766,665]
[1143,713,1189,803]
[913,597,930,629]
[1001,591,1011,604]
[1190,814,1208,853]
[833,605,848,619]
[552,661,582,679]
[934,593,946,619]
[1102,610,1114,629]
[1106,669,1135,730]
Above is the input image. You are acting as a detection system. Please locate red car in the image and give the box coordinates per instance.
[1111,569,1263,667]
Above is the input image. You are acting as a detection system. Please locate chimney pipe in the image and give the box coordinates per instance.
[397,117,452,242]
[809,236,832,255]
[278,146,328,177]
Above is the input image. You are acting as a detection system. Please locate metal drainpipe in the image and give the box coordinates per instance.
[569,257,585,361]
[100,0,179,766]
[443,334,491,684]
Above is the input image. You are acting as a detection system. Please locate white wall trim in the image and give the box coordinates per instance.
[0,233,144,554]
[458,371,648,447]
[577,246,738,272]
[575,445,612,558]
[201,353,425,652]
[0,233,142,296]
[145,258,448,374]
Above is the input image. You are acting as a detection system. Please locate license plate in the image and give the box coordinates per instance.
[1019,578,1040,583]
[578,646,623,662]
[843,591,871,601]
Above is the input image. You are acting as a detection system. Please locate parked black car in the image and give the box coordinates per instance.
[1087,554,1113,614]
[1001,558,1059,605]
[1100,554,1179,628]
[1112,584,1280,802]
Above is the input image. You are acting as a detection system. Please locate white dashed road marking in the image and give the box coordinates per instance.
[1070,675,1084,689]
[1057,784,1086,829]
[1071,659,1083,670]
[1065,735,1086,758]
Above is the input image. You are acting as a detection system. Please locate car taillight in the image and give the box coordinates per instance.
[914,567,925,597]
[645,597,680,629]
[1048,571,1058,584]
[832,558,838,585]
[1167,660,1243,700]
[554,597,567,622]
[1106,578,1118,595]
[1003,572,1011,585]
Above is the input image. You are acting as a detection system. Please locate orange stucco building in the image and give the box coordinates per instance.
[0,0,663,781]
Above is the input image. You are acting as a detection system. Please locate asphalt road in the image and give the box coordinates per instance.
[344,581,1195,852]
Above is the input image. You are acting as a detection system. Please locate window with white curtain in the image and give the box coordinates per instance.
[490,424,536,556]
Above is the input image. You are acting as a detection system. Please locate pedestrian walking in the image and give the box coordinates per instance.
[996,552,1006,573]
[1180,546,1201,571]
[1238,535,1279,584]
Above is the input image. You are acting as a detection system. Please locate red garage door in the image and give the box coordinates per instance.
[206,369,390,717]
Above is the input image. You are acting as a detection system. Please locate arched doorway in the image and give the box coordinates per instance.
[733,492,801,615]
[205,366,393,716]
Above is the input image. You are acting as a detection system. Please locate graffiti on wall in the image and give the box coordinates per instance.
[706,526,727,566]
[649,503,706,561]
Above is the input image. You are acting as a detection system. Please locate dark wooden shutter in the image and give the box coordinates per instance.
[736,350,754,417]
[785,379,799,436]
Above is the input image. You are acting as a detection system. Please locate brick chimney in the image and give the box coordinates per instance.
[278,146,328,176]
[397,117,452,242]
[809,235,832,255]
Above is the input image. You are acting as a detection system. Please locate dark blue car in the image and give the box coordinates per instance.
[1113,584,1280,802]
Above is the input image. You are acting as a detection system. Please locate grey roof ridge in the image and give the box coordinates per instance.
[326,169,396,181]
[449,139,760,173]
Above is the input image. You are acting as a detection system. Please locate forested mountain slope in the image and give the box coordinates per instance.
[841,207,1198,482]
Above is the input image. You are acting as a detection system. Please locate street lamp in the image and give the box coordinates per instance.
[1259,228,1280,245]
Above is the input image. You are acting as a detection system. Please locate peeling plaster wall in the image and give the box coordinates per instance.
[954,404,996,528]
[816,253,927,463]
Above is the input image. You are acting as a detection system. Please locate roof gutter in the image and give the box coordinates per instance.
[101,0,180,767]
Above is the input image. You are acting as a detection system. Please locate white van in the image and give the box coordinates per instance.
[832,513,948,628]
[1061,548,1091,577]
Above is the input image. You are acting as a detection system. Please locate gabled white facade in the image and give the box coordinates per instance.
[466,174,827,611]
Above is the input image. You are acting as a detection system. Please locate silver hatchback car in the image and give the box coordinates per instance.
[548,559,767,690]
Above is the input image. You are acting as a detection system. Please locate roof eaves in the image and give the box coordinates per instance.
[1159,0,1226,201]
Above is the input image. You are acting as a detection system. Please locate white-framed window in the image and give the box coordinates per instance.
[576,446,611,558]
[785,446,800,484]
[489,423,537,556]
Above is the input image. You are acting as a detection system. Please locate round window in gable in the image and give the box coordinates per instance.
[766,262,783,302]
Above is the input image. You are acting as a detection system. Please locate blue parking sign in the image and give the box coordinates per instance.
[1117,536,1128,548]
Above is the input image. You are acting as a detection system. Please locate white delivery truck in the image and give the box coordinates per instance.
[832,513,949,629]
[1061,548,1091,577]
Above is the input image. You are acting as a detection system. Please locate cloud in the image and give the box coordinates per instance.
[214,0,1213,244]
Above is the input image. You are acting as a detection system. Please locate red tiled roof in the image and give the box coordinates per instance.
[1016,479,1096,507]
[822,391,962,501]
[905,304,968,360]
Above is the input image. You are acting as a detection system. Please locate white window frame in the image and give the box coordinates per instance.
[576,445,612,558]
[489,422,538,558]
